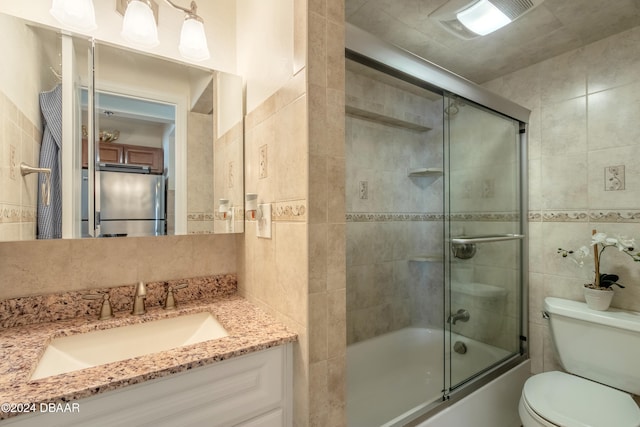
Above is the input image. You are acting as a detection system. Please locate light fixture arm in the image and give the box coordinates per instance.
[164,0,201,21]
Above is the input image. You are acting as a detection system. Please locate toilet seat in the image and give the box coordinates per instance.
[522,371,640,427]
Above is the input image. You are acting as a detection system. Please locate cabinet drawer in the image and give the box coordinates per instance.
[3,345,290,427]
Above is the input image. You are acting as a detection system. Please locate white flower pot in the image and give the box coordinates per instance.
[583,286,614,311]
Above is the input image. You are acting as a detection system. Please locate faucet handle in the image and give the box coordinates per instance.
[83,292,113,320]
[132,281,147,315]
[134,281,147,297]
[164,283,188,310]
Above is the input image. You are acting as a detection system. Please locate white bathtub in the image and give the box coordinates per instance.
[347,327,519,427]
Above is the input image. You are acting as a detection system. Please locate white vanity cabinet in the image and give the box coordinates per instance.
[3,344,292,427]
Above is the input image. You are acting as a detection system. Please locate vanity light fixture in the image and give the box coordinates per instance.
[167,0,210,61]
[117,0,210,61]
[120,0,160,48]
[49,0,97,31]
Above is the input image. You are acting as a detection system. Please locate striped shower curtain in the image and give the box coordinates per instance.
[37,84,63,239]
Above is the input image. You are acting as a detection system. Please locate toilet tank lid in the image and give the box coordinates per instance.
[523,371,640,427]
[544,297,640,333]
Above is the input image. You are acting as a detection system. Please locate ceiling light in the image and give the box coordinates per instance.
[457,0,511,36]
[50,0,97,31]
[121,0,160,48]
[429,0,544,40]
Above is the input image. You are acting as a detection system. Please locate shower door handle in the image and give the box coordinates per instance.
[451,234,525,244]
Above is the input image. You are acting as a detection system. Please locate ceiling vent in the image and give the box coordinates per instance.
[429,0,544,39]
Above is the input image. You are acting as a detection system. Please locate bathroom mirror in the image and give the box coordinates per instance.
[0,11,244,241]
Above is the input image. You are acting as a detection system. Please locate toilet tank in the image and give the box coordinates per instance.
[544,297,640,395]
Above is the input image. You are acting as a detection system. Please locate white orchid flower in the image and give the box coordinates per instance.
[614,235,635,251]
[591,232,607,245]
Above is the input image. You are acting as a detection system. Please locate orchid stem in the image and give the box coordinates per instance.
[593,229,600,287]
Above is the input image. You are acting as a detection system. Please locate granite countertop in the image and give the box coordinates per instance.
[0,293,297,419]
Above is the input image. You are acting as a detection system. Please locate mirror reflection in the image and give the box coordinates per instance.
[0,12,244,241]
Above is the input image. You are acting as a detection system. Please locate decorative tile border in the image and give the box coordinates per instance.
[530,210,640,223]
[187,212,215,221]
[274,200,307,222]
[346,212,518,222]
[589,210,640,223]
[0,204,36,224]
[450,212,520,222]
[346,213,443,222]
[348,210,640,224]
[540,210,589,222]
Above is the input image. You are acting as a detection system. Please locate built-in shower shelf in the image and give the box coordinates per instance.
[408,168,444,177]
[409,255,443,262]
[345,105,432,132]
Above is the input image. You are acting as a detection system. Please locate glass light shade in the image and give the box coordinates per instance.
[50,0,97,31]
[121,0,159,48]
[179,18,210,62]
[457,0,511,36]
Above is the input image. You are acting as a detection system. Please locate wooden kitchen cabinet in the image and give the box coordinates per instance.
[123,145,164,174]
[82,139,123,167]
[82,139,164,174]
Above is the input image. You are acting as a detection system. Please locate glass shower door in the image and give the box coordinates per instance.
[444,94,524,392]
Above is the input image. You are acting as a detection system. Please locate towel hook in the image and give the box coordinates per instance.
[20,163,51,206]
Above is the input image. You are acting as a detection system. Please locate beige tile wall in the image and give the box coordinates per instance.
[239,66,312,426]
[483,25,640,374]
[238,0,346,425]
[186,111,215,234]
[308,0,346,424]
[212,120,244,234]
[345,66,445,344]
[0,91,41,241]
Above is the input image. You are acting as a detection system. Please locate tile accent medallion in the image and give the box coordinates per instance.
[604,165,625,191]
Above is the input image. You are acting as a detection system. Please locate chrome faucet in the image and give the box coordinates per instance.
[132,281,147,315]
[448,309,470,325]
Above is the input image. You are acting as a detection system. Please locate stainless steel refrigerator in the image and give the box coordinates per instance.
[82,166,166,237]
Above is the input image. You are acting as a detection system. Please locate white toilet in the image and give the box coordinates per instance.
[519,297,640,427]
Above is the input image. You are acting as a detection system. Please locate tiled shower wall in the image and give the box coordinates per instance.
[483,25,640,374]
[447,103,522,352]
[345,67,444,344]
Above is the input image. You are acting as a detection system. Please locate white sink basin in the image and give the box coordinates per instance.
[31,312,228,380]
